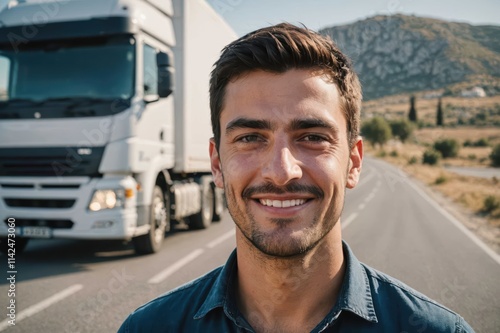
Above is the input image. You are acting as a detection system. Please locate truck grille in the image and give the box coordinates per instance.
[3,218,73,229]
[0,147,104,177]
[4,198,76,208]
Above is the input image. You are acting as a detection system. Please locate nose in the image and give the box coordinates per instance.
[261,141,302,186]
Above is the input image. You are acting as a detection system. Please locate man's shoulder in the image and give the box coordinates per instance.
[362,263,444,306]
[361,263,473,332]
[118,266,222,332]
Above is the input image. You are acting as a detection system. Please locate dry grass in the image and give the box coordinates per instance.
[413,127,499,167]
[363,94,500,126]
[366,128,500,252]
[404,166,499,222]
[378,126,500,167]
[375,142,499,219]
[362,91,500,251]
[412,127,500,145]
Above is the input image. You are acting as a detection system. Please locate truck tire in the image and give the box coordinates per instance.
[189,180,214,229]
[133,185,170,255]
[0,237,29,255]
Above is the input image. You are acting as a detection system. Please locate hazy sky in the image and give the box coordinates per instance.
[207,0,500,36]
[0,0,497,34]
[0,0,498,91]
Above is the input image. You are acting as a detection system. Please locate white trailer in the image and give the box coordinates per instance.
[0,0,236,254]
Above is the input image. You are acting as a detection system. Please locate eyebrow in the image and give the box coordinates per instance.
[225,117,274,135]
[288,118,339,132]
[224,116,340,136]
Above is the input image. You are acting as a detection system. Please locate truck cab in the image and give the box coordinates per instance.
[0,0,234,254]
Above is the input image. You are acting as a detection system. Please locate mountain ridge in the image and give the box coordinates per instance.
[319,14,500,100]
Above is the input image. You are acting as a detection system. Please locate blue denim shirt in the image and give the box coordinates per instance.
[118,242,474,332]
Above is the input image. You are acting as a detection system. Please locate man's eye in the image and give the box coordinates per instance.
[301,135,326,142]
[238,135,261,143]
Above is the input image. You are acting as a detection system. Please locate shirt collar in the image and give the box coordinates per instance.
[194,249,238,320]
[332,241,378,323]
[194,241,378,324]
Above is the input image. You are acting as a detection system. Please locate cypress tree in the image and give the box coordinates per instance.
[408,95,417,122]
[436,97,443,126]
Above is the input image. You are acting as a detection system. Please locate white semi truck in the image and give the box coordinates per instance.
[0,0,236,254]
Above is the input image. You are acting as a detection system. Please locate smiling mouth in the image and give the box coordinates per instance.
[258,199,308,208]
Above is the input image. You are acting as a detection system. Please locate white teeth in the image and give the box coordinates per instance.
[259,199,306,208]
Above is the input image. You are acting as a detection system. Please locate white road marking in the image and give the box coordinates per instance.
[342,212,358,230]
[0,284,83,331]
[207,229,235,249]
[356,171,375,189]
[148,227,236,284]
[148,248,205,284]
[407,179,500,266]
[364,192,376,202]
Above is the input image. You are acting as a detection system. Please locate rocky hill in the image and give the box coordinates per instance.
[320,14,500,100]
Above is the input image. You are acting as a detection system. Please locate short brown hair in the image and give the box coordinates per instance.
[210,23,362,149]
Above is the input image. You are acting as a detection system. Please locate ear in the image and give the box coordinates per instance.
[346,137,363,189]
[209,138,224,188]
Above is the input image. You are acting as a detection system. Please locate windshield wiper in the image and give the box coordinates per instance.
[61,97,113,117]
[64,109,96,117]
[0,111,20,119]
[0,99,35,118]
[0,98,42,106]
[43,96,111,105]
[42,97,74,102]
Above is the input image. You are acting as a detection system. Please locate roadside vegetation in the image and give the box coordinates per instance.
[361,95,500,252]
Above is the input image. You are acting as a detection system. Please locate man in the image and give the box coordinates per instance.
[118,23,474,333]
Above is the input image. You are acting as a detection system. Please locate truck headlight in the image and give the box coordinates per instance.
[88,189,125,212]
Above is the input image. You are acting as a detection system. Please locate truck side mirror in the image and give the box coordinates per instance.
[157,52,173,98]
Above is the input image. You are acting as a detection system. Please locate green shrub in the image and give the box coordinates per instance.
[433,139,459,158]
[361,117,392,147]
[390,150,398,157]
[422,149,441,165]
[408,156,418,165]
[475,138,490,147]
[483,196,500,213]
[464,138,490,147]
[490,144,500,167]
[434,175,447,185]
[389,119,414,143]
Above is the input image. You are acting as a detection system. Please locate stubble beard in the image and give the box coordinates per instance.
[224,181,344,259]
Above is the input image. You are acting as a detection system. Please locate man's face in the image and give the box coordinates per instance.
[210,69,362,257]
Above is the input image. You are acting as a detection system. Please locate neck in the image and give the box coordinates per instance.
[235,224,345,333]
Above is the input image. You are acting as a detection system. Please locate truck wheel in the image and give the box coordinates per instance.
[133,185,170,255]
[0,237,29,255]
[189,180,214,229]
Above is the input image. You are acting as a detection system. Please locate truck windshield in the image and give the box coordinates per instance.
[0,36,135,118]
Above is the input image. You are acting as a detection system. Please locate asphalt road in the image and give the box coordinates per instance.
[444,165,500,179]
[343,157,500,333]
[0,157,499,333]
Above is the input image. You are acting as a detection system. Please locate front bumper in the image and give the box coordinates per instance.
[0,176,143,240]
